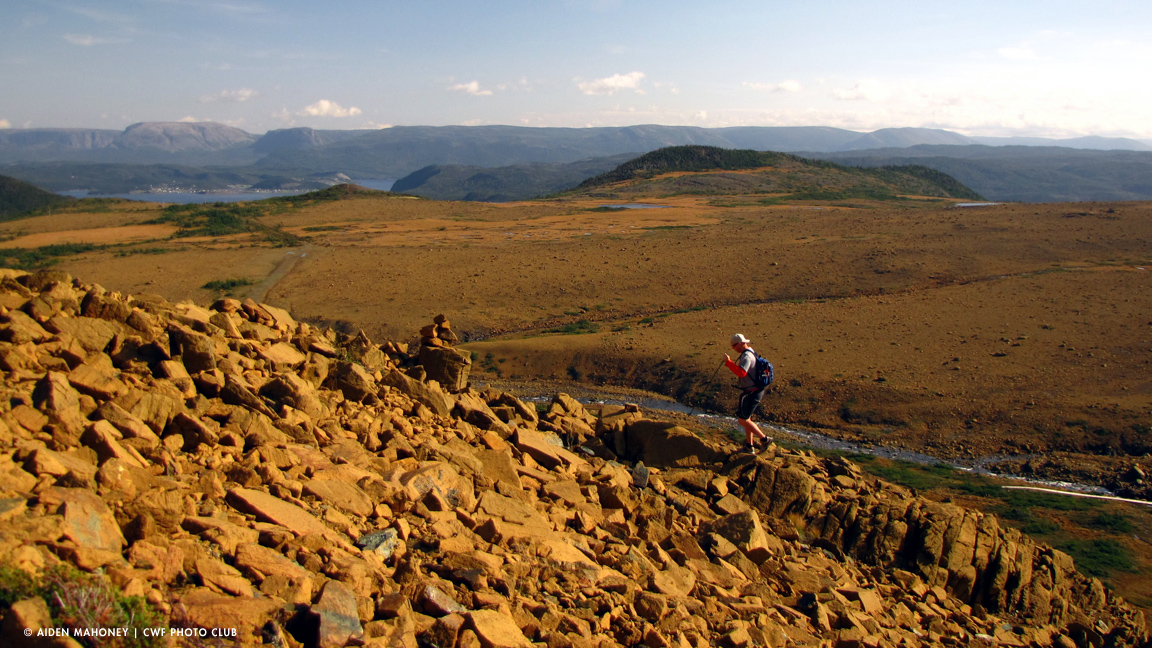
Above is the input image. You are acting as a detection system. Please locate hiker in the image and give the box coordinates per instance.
[724,333,772,453]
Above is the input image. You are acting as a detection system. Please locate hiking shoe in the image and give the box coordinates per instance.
[758,436,773,448]
[744,444,758,455]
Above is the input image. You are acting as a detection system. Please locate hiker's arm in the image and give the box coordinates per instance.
[724,355,747,377]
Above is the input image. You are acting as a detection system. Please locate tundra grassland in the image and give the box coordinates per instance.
[3,187,1152,603]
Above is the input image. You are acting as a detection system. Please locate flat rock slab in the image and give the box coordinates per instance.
[56,488,124,552]
[303,478,374,518]
[173,588,282,643]
[257,342,307,370]
[235,542,312,584]
[467,609,532,648]
[513,428,589,471]
[225,487,345,547]
[195,556,254,597]
[473,491,554,542]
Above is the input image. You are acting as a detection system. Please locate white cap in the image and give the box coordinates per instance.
[730,333,751,345]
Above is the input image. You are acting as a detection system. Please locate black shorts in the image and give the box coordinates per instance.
[736,388,765,420]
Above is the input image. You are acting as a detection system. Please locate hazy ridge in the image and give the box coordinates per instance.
[2,122,1151,202]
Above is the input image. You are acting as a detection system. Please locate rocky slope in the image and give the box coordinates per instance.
[0,269,1146,647]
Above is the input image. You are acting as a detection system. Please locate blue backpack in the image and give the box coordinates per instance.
[744,350,775,389]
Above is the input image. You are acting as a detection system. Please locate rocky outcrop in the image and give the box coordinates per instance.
[417,314,471,393]
[0,269,1145,648]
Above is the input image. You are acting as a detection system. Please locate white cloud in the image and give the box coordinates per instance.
[63,33,128,46]
[271,108,295,126]
[450,81,493,96]
[0,119,10,129]
[833,79,891,102]
[577,71,645,95]
[200,88,258,103]
[997,45,1039,61]
[744,80,804,93]
[297,100,362,118]
[178,116,203,122]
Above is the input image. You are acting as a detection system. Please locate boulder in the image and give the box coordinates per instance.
[329,361,379,403]
[257,342,307,371]
[310,580,363,648]
[705,509,781,564]
[400,462,476,510]
[512,428,588,471]
[32,371,85,434]
[466,609,533,648]
[419,345,471,392]
[303,478,374,518]
[67,360,128,401]
[55,488,126,552]
[2,597,85,648]
[172,589,282,644]
[259,372,325,419]
[168,324,217,373]
[381,368,454,416]
[44,315,121,354]
[225,487,348,548]
[621,419,723,468]
[80,421,146,468]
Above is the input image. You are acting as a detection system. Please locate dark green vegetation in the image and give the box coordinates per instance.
[0,564,165,648]
[391,154,634,202]
[202,278,254,295]
[264,182,401,206]
[0,243,100,270]
[575,146,794,188]
[838,454,1146,582]
[144,184,394,245]
[568,146,984,201]
[0,174,74,220]
[545,319,600,335]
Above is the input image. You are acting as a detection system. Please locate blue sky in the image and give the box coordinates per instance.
[3,0,1151,138]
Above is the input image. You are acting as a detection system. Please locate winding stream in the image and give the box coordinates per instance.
[489,382,1113,496]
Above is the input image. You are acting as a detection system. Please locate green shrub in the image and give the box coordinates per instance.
[0,564,166,648]
[1058,539,1138,577]
[202,278,253,292]
[1087,512,1135,534]
[0,243,100,269]
[547,319,599,335]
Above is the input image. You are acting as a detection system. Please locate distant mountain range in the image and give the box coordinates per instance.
[807,145,1152,203]
[1,121,1150,202]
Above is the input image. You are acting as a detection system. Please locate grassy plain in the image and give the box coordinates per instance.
[3,177,1151,607]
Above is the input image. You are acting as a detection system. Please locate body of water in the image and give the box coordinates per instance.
[58,178,396,204]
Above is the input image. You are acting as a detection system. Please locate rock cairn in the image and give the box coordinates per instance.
[417,316,470,394]
[0,268,1146,648]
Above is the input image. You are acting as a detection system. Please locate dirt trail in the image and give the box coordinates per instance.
[246,244,312,303]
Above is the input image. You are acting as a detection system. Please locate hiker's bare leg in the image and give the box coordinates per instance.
[738,418,767,444]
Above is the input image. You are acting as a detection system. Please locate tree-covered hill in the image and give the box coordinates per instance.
[0,174,74,220]
[568,146,984,201]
